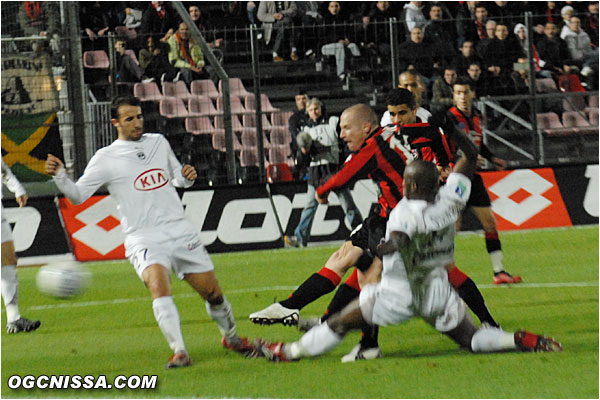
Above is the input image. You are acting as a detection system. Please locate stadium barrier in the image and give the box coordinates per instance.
[3,164,597,263]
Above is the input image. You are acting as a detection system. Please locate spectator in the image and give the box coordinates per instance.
[79,1,110,52]
[114,38,153,84]
[453,40,482,75]
[424,4,457,48]
[475,19,497,58]
[465,62,489,97]
[319,1,361,81]
[487,1,521,30]
[536,22,570,76]
[168,22,207,86]
[288,89,309,161]
[455,1,478,46]
[398,26,436,80]
[431,67,457,114]
[483,24,524,75]
[257,1,298,62]
[403,1,426,34]
[139,36,179,86]
[295,2,322,58]
[514,23,553,79]
[18,1,61,64]
[188,4,223,49]
[139,1,179,45]
[533,1,562,28]
[286,98,362,248]
[581,1,599,47]
[559,5,575,34]
[358,1,396,61]
[464,5,490,45]
[562,16,593,68]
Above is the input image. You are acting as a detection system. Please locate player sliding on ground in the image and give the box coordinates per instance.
[45,96,258,368]
[253,115,562,362]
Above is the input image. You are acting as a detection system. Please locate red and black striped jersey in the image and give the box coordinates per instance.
[447,106,494,161]
[316,122,453,218]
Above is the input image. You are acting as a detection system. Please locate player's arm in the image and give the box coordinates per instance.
[2,159,27,207]
[376,231,410,257]
[164,138,195,188]
[480,143,506,170]
[448,125,478,179]
[316,138,378,203]
[46,154,106,205]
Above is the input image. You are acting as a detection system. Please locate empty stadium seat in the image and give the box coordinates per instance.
[212,131,242,152]
[271,111,294,127]
[214,114,254,135]
[562,111,598,134]
[114,26,137,41]
[159,97,189,118]
[83,50,109,69]
[190,79,220,99]
[588,95,599,108]
[536,112,570,135]
[585,108,599,126]
[240,148,260,167]
[241,130,271,149]
[244,94,280,112]
[162,81,194,102]
[134,82,164,102]
[185,116,220,135]
[268,144,292,164]
[188,96,220,116]
[270,126,291,145]
[242,113,272,133]
[216,96,246,114]
[219,78,250,97]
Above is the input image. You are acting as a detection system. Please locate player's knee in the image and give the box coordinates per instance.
[205,290,223,305]
[326,314,348,336]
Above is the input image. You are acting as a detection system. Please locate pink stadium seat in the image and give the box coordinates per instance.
[115,26,137,41]
[562,96,586,112]
[242,113,272,133]
[212,131,242,152]
[535,78,558,93]
[188,96,220,116]
[585,108,599,126]
[241,130,271,149]
[536,112,570,135]
[562,111,598,134]
[269,144,292,164]
[244,94,279,112]
[214,114,254,135]
[588,95,599,108]
[159,97,189,118]
[185,117,220,136]
[162,81,194,102]
[270,126,291,145]
[219,78,250,97]
[134,82,164,102]
[190,80,220,99]
[240,148,260,167]
[83,50,109,69]
[216,96,246,114]
[271,111,293,127]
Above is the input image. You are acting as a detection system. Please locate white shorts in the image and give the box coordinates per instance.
[125,222,214,281]
[359,269,465,333]
[1,215,13,244]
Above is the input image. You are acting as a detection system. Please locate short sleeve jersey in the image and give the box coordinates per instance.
[54,134,192,236]
[382,172,471,287]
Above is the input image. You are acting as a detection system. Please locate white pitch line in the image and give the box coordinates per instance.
[18,281,598,312]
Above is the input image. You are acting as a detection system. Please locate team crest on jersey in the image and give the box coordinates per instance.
[137,151,146,160]
[455,181,467,198]
[134,168,169,191]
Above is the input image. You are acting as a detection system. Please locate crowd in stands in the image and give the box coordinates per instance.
[5,1,598,184]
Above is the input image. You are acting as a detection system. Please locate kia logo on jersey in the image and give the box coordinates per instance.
[134,169,169,191]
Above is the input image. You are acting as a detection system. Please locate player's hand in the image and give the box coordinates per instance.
[16,194,28,207]
[45,154,64,176]
[476,154,486,169]
[182,164,197,181]
[315,191,328,204]
[491,156,507,171]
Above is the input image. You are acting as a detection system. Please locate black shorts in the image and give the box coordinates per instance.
[349,213,388,257]
[466,173,492,208]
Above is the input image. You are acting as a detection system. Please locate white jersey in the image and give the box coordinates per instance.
[380,107,431,126]
[53,134,193,237]
[1,159,26,201]
[381,172,471,290]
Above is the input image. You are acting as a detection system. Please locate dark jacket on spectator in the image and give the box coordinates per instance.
[398,40,436,78]
[139,3,179,42]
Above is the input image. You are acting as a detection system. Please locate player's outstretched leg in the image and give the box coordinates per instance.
[446,264,499,327]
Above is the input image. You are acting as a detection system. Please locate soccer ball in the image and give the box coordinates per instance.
[36,262,91,298]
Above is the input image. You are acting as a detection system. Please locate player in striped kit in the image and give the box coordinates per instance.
[45,96,256,368]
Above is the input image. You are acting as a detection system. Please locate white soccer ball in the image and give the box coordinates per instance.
[36,262,91,298]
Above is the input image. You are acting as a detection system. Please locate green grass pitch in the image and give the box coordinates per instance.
[2,226,598,398]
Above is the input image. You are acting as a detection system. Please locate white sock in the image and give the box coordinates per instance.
[1,265,20,323]
[291,47,297,53]
[205,297,237,341]
[490,250,503,273]
[152,296,186,354]
[471,326,516,352]
[293,322,343,358]
[273,52,278,57]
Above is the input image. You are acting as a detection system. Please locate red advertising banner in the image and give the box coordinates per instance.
[481,168,573,230]
[57,196,126,261]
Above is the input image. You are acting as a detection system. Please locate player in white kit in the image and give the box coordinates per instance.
[45,96,257,368]
[2,159,42,334]
[254,122,562,361]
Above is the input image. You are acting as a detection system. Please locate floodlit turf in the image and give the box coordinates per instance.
[2,226,598,398]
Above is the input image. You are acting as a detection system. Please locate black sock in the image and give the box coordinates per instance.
[456,278,499,328]
[280,273,336,310]
[359,324,379,348]
[320,283,360,322]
